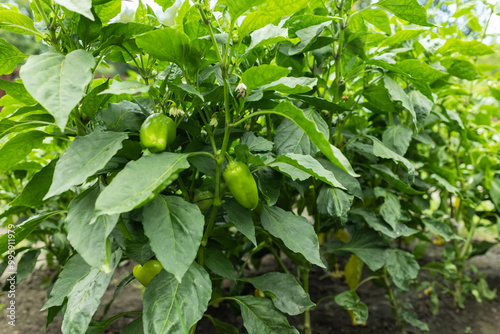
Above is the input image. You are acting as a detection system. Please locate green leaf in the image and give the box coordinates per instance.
[95,101,146,132]
[398,59,446,82]
[262,77,317,94]
[360,9,391,35]
[16,249,41,284]
[384,249,419,291]
[242,65,290,93]
[272,154,346,189]
[241,132,274,152]
[441,58,478,80]
[143,262,211,334]
[374,188,401,230]
[377,0,431,27]
[95,153,190,216]
[490,179,500,212]
[0,79,36,105]
[382,124,412,156]
[362,84,396,113]
[285,21,333,55]
[224,198,257,246]
[80,80,111,120]
[122,318,144,334]
[45,131,128,199]
[384,76,416,125]
[370,164,423,195]
[275,109,328,157]
[350,208,419,238]
[422,217,461,242]
[0,130,46,172]
[65,183,119,272]
[136,27,190,68]
[269,101,357,177]
[0,38,25,75]
[255,167,282,206]
[218,0,265,20]
[334,290,368,325]
[98,80,150,95]
[242,272,315,315]
[0,212,63,254]
[61,251,121,333]
[437,38,495,56]
[379,29,426,47]
[142,196,204,282]
[316,187,353,224]
[430,173,459,194]
[0,8,43,36]
[248,24,290,52]
[10,159,57,207]
[261,205,324,268]
[204,247,236,280]
[20,50,95,130]
[317,158,363,199]
[54,0,93,19]
[366,135,415,183]
[325,229,388,271]
[232,295,299,334]
[239,0,310,38]
[204,315,238,334]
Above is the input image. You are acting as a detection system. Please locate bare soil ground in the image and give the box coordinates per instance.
[1,245,499,334]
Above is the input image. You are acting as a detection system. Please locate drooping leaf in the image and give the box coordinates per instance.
[232,295,299,334]
[143,262,211,334]
[261,205,324,267]
[384,248,419,291]
[204,247,236,280]
[242,65,290,93]
[224,198,257,246]
[54,0,94,20]
[142,195,204,282]
[0,130,46,172]
[0,38,25,75]
[334,290,368,324]
[95,153,190,216]
[316,186,353,224]
[45,131,128,198]
[242,272,315,315]
[377,0,431,27]
[20,50,95,130]
[0,8,43,36]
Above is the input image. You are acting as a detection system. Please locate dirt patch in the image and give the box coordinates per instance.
[1,246,499,334]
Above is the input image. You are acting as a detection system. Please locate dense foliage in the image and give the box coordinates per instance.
[0,0,499,333]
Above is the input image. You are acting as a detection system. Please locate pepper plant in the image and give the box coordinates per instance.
[0,0,499,333]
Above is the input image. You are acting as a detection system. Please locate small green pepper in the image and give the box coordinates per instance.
[194,189,214,211]
[223,161,259,210]
[133,259,163,287]
[140,113,176,152]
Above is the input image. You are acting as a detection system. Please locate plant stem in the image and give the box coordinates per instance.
[268,246,290,275]
[301,267,312,334]
[382,267,406,334]
[331,1,345,145]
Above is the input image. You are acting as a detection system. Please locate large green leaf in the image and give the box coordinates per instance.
[317,158,363,199]
[350,208,419,238]
[45,131,128,199]
[377,0,431,27]
[490,179,500,212]
[272,153,345,189]
[382,125,412,156]
[437,38,494,56]
[316,187,353,224]
[384,76,416,125]
[98,80,150,96]
[218,0,266,20]
[65,183,119,272]
[360,9,391,34]
[370,164,423,195]
[95,153,190,216]
[10,159,57,207]
[384,249,419,291]
[0,38,25,75]
[441,58,478,80]
[267,101,357,176]
[325,229,388,271]
[143,262,211,334]
[0,8,43,36]
[204,247,236,280]
[20,50,95,130]
[224,198,257,246]
[232,296,299,334]
[374,187,401,230]
[0,211,63,254]
[398,59,446,82]
[242,65,290,93]
[379,29,426,47]
[334,290,368,324]
[136,27,190,68]
[61,251,121,333]
[54,0,94,20]
[0,130,46,172]
[239,0,310,38]
[95,101,146,132]
[242,272,314,315]
[142,196,204,282]
[261,205,324,267]
[248,24,290,52]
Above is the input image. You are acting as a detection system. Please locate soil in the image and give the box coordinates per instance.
[1,245,499,334]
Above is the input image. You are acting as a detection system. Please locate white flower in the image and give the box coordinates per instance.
[209,117,218,127]
[169,105,185,117]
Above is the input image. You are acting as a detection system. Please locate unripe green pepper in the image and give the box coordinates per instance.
[133,259,163,287]
[194,189,214,211]
[223,161,259,210]
[140,113,176,152]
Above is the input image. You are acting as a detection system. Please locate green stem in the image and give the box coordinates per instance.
[301,267,312,334]
[201,206,218,247]
[331,1,346,144]
[117,219,132,241]
[268,246,290,275]
[382,267,406,334]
